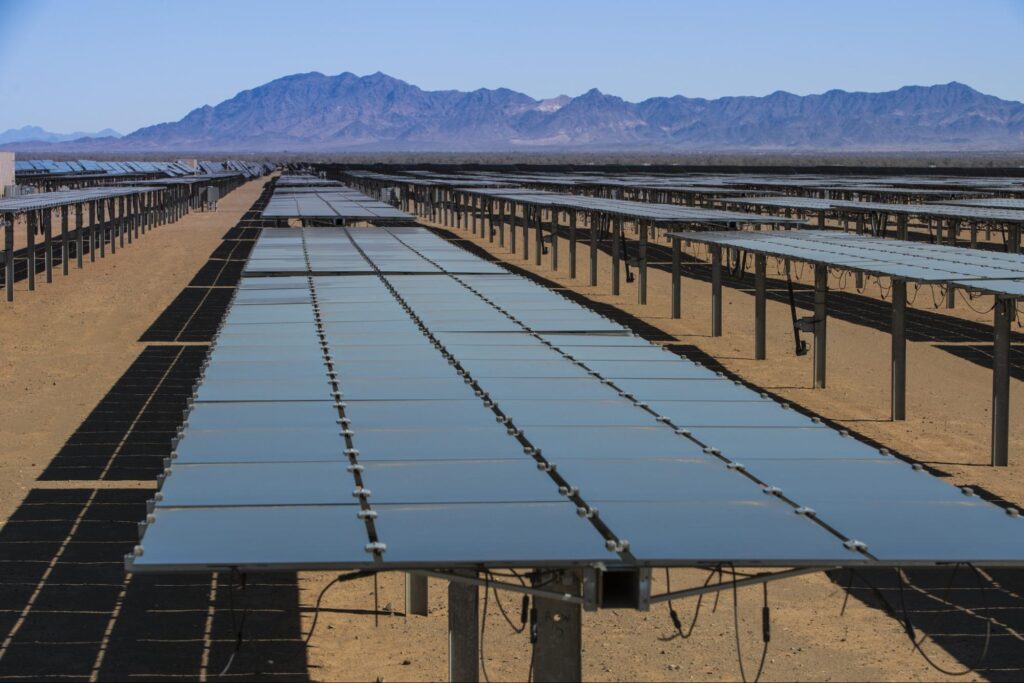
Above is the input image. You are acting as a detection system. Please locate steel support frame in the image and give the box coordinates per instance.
[589,212,598,287]
[532,570,583,683]
[711,245,722,337]
[891,279,907,420]
[534,206,543,266]
[448,578,479,682]
[638,220,648,305]
[992,296,1013,466]
[26,211,36,291]
[60,206,69,276]
[3,213,12,302]
[569,211,577,278]
[550,208,559,271]
[813,264,828,389]
[406,573,429,616]
[611,216,621,295]
[755,254,767,360]
[671,236,681,319]
[649,566,835,604]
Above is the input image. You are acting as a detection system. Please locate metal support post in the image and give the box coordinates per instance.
[535,207,542,266]
[891,278,907,420]
[611,216,621,295]
[140,193,148,234]
[813,264,828,388]
[509,203,517,253]
[406,574,429,617]
[60,207,69,275]
[711,245,722,336]
[99,201,106,258]
[551,209,559,271]
[75,204,83,269]
[992,297,1012,466]
[755,254,766,360]
[589,213,598,286]
[638,220,648,305]
[88,202,97,262]
[43,209,53,283]
[27,212,36,291]
[855,215,865,288]
[133,194,140,239]
[497,202,505,247]
[671,235,681,319]
[569,211,577,278]
[119,196,126,248]
[532,570,583,683]
[3,214,13,302]
[448,579,479,683]
[499,201,507,246]
[522,206,530,261]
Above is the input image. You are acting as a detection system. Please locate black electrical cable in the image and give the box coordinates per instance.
[480,574,492,683]
[907,283,921,306]
[730,565,770,683]
[896,568,992,677]
[261,570,378,668]
[659,567,718,641]
[957,289,997,315]
[488,576,527,635]
[303,575,343,648]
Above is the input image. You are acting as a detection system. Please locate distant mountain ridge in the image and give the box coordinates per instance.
[8,73,1024,151]
[0,125,122,145]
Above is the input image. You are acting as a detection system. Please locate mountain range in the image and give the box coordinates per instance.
[0,125,122,145]
[5,72,1024,152]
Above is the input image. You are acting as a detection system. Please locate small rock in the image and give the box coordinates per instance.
[401,659,412,666]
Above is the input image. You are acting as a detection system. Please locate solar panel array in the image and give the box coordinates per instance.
[262,181,412,221]
[244,227,508,275]
[14,159,273,179]
[671,229,1024,296]
[460,187,807,225]
[943,198,1024,210]
[0,186,163,214]
[127,226,1024,573]
[728,196,1024,223]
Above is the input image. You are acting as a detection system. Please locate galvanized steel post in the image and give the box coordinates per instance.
[891,278,907,420]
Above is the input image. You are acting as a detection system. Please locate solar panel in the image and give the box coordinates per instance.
[128,225,1024,574]
[459,187,808,225]
[670,229,1024,295]
[729,196,1024,223]
[0,186,164,214]
[261,181,414,221]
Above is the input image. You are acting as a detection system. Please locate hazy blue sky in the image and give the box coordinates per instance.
[2,0,1023,133]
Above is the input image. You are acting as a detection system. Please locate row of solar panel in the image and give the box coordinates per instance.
[128,227,1024,572]
[15,159,273,179]
[244,227,506,275]
[0,185,163,213]
[673,229,1024,296]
